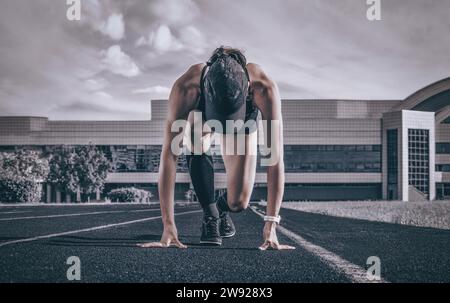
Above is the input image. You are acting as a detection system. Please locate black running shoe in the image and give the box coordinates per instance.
[219,212,236,238]
[200,216,222,245]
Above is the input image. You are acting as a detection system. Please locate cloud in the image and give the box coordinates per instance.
[57,100,112,113]
[53,99,141,120]
[102,45,140,77]
[136,25,206,55]
[178,26,207,55]
[132,85,171,96]
[92,91,113,101]
[136,25,183,53]
[84,78,109,91]
[2,0,450,120]
[149,0,200,26]
[99,14,125,40]
[82,0,103,22]
[135,36,147,47]
[151,25,184,53]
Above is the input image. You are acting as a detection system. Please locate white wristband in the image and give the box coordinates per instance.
[263,215,281,224]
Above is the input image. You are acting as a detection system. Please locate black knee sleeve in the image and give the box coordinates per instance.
[216,192,232,213]
[186,153,218,218]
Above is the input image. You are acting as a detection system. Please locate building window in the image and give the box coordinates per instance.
[436,183,450,199]
[261,145,382,173]
[1,144,383,174]
[436,143,450,154]
[0,146,16,152]
[387,129,398,200]
[436,164,450,172]
[408,129,430,196]
[104,145,188,173]
[43,145,187,173]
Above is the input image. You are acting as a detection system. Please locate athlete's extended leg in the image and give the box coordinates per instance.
[186,153,217,217]
[185,111,221,245]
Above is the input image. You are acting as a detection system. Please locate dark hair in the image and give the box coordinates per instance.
[208,46,247,68]
[202,46,249,123]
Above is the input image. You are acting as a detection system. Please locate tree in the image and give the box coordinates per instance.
[46,147,77,196]
[47,145,111,202]
[107,187,153,203]
[185,189,196,203]
[0,150,49,181]
[0,150,49,203]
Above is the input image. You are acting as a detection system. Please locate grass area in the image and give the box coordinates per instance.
[278,201,450,230]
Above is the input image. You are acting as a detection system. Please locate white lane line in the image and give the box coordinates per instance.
[0,209,161,222]
[0,210,202,248]
[250,206,388,283]
[0,211,32,215]
[0,202,163,207]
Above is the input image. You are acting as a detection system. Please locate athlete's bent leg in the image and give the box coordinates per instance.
[219,132,257,213]
[216,191,250,213]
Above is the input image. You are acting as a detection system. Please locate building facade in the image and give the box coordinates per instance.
[1,78,449,202]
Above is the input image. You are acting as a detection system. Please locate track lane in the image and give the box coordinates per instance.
[0,204,351,283]
[0,205,196,245]
[0,204,161,218]
[271,205,450,283]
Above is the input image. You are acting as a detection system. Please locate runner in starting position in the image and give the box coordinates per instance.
[139,46,294,250]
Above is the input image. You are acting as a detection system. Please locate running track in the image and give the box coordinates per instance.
[0,203,449,283]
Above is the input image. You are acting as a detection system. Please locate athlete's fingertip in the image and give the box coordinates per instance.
[258,244,269,251]
[279,245,296,250]
[173,239,186,248]
[138,242,159,248]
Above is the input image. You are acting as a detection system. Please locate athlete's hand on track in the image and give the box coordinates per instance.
[259,222,295,251]
[138,225,187,249]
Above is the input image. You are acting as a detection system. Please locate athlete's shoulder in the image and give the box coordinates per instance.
[186,63,206,76]
[168,64,205,116]
[247,63,278,93]
[176,63,205,87]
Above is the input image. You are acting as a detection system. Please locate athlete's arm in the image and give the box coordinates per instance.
[249,64,295,251]
[139,65,202,248]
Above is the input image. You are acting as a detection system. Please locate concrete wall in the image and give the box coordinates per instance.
[1,97,446,202]
[382,110,435,201]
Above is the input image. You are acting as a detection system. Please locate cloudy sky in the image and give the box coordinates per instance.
[0,0,449,120]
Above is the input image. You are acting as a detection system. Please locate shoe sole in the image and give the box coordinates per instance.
[200,240,222,246]
[220,230,236,238]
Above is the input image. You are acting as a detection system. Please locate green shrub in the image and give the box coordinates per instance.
[0,150,48,203]
[107,187,152,203]
[46,145,111,199]
[0,179,43,203]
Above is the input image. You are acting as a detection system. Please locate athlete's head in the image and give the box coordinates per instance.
[203,46,249,127]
